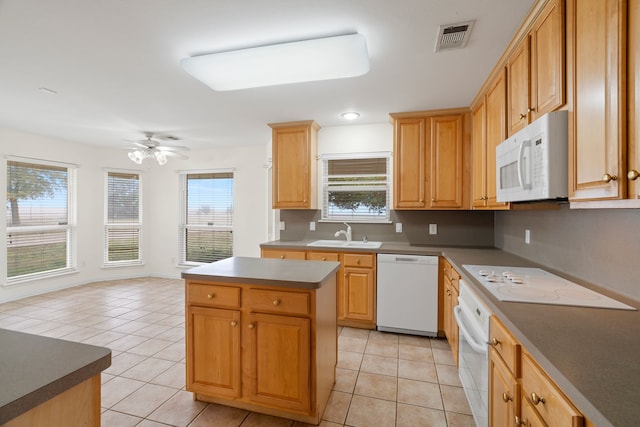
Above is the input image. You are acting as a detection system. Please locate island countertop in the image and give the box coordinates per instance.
[181,256,340,289]
[0,328,111,425]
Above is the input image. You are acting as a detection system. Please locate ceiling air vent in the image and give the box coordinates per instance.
[434,20,475,52]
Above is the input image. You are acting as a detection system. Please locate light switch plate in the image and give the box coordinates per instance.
[309,221,316,231]
[279,221,285,231]
[395,223,403,233]
[525,229,531,244]
[429,224,437,235]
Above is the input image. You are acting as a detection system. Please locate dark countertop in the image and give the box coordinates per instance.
[181,256,340,289]
[0,329,111,425]
[261,240,640,427]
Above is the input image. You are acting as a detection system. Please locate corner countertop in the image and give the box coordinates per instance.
[181,256,340,289]
[0,329,111,425]
[261,240,640,427]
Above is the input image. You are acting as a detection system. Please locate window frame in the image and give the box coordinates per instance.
[103,169,143,267]
[5,157,77,285]
[319,152,392,223]
[178,169,234,267]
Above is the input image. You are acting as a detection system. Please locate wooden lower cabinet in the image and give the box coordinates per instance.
[489,347,519,426]
[185,278,336,424]
[489,315,585,427]
[262,248,376,329]
[441,259,460,365]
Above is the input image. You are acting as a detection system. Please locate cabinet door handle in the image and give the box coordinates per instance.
[272,298,281,306]
[602,173,618,183]
[322,257,327,261]
[502,392,513,402]
[628,169,640,181]
[530,392,545,405]
[207,293,215,299]
[280,255,285,259]
[514,415,527,425]
[230,320,237,327]
[248,323,255,329]
[491,337,501,346]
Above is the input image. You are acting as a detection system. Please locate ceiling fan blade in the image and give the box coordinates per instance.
[164,151,189,159]
[157,145,190,152]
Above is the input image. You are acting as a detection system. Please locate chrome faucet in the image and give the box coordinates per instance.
[334,222,352,242]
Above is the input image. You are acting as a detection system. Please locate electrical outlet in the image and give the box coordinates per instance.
[309,221,316,231]
[279,221,285,231]
[429,224,437,235]
[525,229,531,244]
[395,223,403,233]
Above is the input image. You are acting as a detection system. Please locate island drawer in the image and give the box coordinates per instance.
[249,288,310,316]
[187,282,241,308]
[489,316,521,377]
[343,253,374,268]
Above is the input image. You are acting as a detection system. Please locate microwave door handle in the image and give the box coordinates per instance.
[517,139,532,190]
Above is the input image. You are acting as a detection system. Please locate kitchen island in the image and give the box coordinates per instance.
[0,328,111,426]
[181,256,340,424]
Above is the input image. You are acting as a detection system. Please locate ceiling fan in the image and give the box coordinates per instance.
[125,135,189,165]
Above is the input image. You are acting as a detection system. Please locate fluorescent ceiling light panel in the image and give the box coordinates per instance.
[181,34,369,91]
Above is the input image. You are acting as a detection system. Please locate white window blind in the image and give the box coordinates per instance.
[180,171,234,264]
[322,154,391,222]
[104,171,141,265]
[6,160,75,281]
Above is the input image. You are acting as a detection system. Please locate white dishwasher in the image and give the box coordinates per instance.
[376,253,439,336]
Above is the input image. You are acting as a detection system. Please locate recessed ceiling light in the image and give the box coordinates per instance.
[341,112,360,120]
[181,33,370,91]
[38,87,58,95]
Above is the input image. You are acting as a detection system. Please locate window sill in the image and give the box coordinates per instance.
[318,219,393,224]
[102,262,145,269]
[4,267,78,287]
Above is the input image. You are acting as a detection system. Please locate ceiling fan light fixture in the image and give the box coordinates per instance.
[180,33,370,91]
[154,150,168,165]
[128,150,144,164]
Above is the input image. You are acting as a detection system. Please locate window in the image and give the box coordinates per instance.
[321,153,391,222]
[6,159,76,282]
[180,171,234,265]
[104,171,141,265]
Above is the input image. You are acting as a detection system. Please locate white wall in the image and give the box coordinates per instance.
[0,127,270,302]
[318,123,393,155]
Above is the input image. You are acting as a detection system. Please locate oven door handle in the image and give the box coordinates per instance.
[453,305,488,355]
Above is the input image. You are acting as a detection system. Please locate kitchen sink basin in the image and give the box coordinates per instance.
[306,240,383,249]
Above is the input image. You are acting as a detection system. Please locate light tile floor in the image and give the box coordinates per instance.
[0,277,475,427]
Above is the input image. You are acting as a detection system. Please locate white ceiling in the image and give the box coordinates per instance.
[0,0,534,150]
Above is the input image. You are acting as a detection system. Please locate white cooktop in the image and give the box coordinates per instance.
[463,265,636,310]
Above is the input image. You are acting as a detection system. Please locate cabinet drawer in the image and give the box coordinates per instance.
[521,350,584,426]
[489,316,521,377]
[187,283,241,308]
[343,253,374,268]
[249,289,310,316]
[261,249,306,260]
[307,251,339,262]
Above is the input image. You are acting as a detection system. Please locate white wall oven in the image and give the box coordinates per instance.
[454,280,491,427]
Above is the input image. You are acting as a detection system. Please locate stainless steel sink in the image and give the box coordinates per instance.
[306,240,382,249]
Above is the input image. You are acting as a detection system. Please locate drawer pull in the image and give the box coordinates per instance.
[230,320,237,327]
[491,337,501,346]
[530,392,545,405]
[322,257,327,261]
[272,298,281,306]
[207,293,215,299]
[356,259,361,265]
[248,323,255,329]
[514,415,526,425]
[502,392,512,403]
[280,255,285,259]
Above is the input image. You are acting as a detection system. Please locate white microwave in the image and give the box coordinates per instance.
[496,110,568,203]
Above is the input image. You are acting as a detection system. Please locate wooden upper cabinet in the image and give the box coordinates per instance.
[270,121,319,209]
[430,114,467,208]
[391,109,470,210]
[393,117,427,208]
[568,0,626,201]
[484,69,510,210]
[628,0,640,200]
[507,0,565,137]
[507,36,532,136]
[471,100,488,208]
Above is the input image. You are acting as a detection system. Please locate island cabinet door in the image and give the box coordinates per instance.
[245,312,311,413]
[186,306,241,398]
